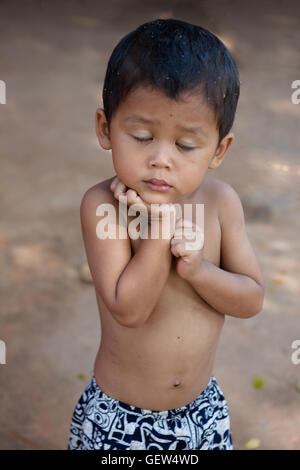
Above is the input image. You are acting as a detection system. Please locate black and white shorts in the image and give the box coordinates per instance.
[68,375,233,450]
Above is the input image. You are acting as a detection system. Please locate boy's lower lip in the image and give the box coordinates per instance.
[144,181,172,192]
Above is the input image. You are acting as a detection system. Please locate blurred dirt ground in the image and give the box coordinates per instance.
[0,0,300,450]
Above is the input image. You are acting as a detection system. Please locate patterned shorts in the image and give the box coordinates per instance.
[68,375,233,450]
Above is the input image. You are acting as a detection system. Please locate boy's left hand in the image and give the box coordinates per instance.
[170,218,204,280]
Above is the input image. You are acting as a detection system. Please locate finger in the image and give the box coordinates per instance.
[135,194,148,207]
[174,242,191,262]
[177,245,191,262]
[126,190,148,211]
[170,242,181,257]
[110,176,119,192]
[126,189,141,206]
[171,241,185,257]
[114,181,127,199]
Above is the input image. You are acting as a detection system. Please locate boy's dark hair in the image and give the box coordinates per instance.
[102,18,240,147]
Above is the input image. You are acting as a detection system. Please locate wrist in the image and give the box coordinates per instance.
[187,258,209,283]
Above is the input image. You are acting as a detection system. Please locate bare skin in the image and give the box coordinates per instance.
[81,175,264,411]
[79,86,265,411]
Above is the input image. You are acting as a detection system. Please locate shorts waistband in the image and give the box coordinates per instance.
[90,375,218,420]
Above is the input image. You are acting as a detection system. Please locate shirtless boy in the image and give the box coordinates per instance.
[68,18,265,450]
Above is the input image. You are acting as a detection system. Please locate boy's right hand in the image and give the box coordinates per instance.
[110,176,148,216]
[110,176,179,238]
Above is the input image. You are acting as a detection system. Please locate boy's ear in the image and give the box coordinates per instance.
[95,108,112,150]
[208,132,234,169]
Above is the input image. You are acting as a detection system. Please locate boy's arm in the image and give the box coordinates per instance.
[186,183,265,318]
[80,186,172,328]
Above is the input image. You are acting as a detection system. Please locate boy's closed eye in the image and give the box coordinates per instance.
[131,135,196,152]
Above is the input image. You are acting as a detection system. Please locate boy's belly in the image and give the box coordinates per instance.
[93,269,225,411]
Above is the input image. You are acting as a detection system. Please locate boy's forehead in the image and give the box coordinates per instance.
[116,85,216,127]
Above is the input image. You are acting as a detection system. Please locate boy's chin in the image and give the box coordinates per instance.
[139,191,172,206]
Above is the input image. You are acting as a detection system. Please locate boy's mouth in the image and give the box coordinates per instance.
[144,179,172,192]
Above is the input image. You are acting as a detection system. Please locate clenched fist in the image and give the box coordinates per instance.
[171,218,204,280]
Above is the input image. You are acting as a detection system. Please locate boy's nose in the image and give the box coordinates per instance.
[148,150,172,169]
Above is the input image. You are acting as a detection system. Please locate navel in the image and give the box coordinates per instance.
[173,378,181,388]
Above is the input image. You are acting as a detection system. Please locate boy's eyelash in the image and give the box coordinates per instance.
[132,135,195,151]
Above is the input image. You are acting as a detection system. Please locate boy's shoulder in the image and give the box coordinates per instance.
[79,177,121,233]
[80,176,117,208]
[199,175,240,202]
[198,175,243,227]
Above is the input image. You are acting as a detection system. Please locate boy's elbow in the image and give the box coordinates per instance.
[113,305,148,329]
[244,284,265,318]
[115,313,140,328]
[111,307,137,328]
[115,316,146,329]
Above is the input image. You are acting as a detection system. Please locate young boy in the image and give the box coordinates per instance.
[68,18,265,450]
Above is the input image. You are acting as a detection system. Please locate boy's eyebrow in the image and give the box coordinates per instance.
[122,114,208,137]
